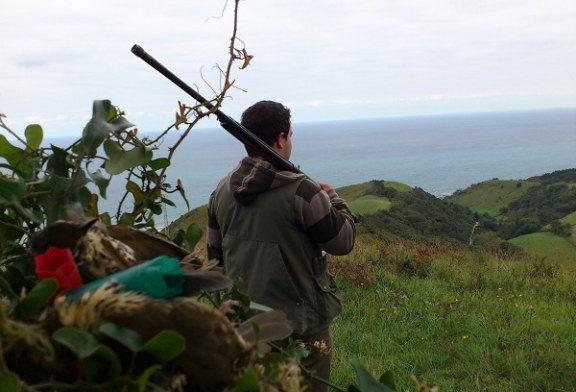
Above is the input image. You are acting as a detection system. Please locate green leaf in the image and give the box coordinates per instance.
[148,157,170,170]
[160,197,176,207]
[46,144,74,177]
[0,135,25,164]
[0,176,38,222]
[234,369,260,392]
[99,322,144,352]
[31,174,89,224]
[18,278,58,317]
[53,327,101,358]
[350,359,395,392]
[82,100,134,155]
[379,370,396,390]
[88,169,110,198]
[137,365,162,392]
[177,179,190,210]
[0,275,18,300]
[82,344,122,382]
[176,223,203,251]
[24,124,43,150]
[187,222,203,249]
[126,180,143,199]
[103,139,153,175]
[141,330,185,364]
[0,371,19,392]
[0,135,32,176]
[47,175,74,193]
[146,200,163,215]
[119,212,135,226]
[0,265,30,300]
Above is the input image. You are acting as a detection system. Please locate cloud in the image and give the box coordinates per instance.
[1,0,575,137]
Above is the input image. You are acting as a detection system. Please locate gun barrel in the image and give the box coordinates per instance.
[131,44,302,174]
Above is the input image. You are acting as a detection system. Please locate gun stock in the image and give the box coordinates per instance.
[131,44,302,174]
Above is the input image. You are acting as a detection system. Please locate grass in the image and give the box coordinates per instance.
[328,236,576,391]
[510,232,576,262]
[560,212,576,243]
[349,195,391,215]
[447,180,539,217]
[560,211,576,226]
[337,181,412,204]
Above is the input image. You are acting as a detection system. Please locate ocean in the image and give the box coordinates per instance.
[95,107,575,224]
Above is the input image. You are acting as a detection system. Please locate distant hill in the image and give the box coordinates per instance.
[166,169,576,262]
[446,179,539,216]
[337,181,410,216]
[447,168,576,259]
[351,180,479,244]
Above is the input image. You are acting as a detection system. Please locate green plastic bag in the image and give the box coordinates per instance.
[65,256,184,301]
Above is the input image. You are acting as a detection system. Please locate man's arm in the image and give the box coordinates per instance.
[206,193,224,264]
[294,179,356,255]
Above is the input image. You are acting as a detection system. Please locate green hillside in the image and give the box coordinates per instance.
[446,179,539,216]
[167,169,576,261]
[561,211,576,225]
[509,232,576,262]
[341,180,412,216]
[164,205,209,245]
[348,195,391,215]
[560,211,576,243]
[337,180,412,199]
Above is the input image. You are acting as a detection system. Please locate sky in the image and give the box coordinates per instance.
[1,0,575,138]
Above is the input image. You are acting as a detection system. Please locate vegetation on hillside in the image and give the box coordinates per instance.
[174,169,576,262]
[446,179,539,216]
[353,181,484,245]
[447,168,576,259]
[499,181,576,237]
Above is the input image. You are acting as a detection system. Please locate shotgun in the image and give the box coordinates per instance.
[131,44,302,174]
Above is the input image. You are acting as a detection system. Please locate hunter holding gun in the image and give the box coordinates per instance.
[206,100,356,391]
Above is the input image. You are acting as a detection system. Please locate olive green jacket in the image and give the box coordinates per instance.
[207,157,356,335]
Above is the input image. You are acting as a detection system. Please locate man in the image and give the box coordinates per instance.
[206,100,356,391]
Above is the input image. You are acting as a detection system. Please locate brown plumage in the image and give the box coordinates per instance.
[53,282,292,391]
[29,218,232,295]
[24,217,296,390]
[30,218,139,278]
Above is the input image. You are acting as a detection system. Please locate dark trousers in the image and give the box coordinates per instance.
[286,328,333,392]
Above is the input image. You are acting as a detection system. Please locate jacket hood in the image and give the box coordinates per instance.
[227,157,305,205]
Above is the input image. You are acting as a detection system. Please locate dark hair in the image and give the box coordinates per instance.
[240,100,291,157]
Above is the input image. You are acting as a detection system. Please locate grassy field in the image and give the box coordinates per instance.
[447,179,539,217]
[348,195,391,215]
[327,236,576,391]
[561,212,576,226]
[509,232,576,263]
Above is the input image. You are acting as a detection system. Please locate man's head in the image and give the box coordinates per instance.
[241,100,293,159]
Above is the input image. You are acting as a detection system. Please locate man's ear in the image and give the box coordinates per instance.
[274,132,286,149]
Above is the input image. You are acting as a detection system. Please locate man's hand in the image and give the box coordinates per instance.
[318,182,334,193]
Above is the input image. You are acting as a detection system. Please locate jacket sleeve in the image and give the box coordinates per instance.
[206,192,224,264]
[294,179,356,255]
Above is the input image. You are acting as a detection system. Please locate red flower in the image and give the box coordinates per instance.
[35,246,84,297]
